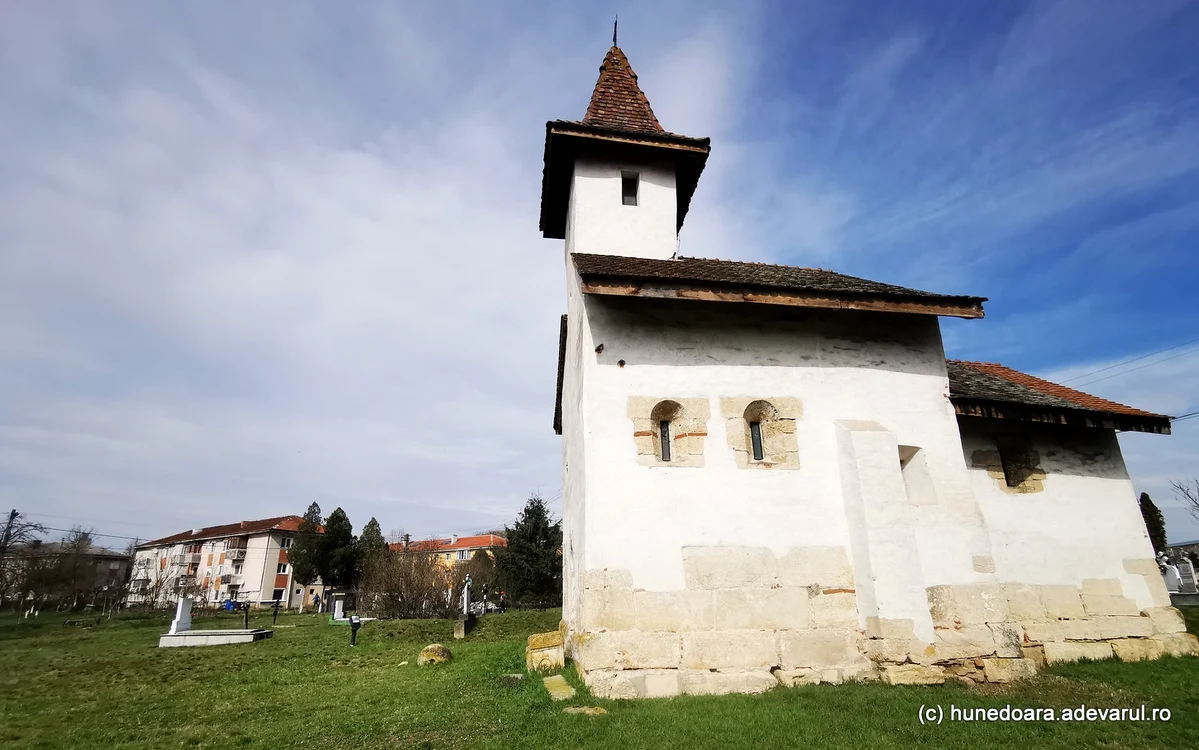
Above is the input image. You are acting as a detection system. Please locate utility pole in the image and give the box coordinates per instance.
[0,509,19,566]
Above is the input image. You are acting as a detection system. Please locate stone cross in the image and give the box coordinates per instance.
[461,574,473,615]
[168,597,192,635]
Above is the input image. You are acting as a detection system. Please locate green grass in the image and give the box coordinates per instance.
[2,607,1198,749]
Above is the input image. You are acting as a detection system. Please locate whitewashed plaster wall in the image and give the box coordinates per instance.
[570,296,995,605]
[567,156,678,260]
[961,418,1160,608]
[559,236,593,624]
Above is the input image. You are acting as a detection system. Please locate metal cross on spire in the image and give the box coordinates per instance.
[613,15,618,47]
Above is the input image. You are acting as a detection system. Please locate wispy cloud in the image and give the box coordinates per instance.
[0,1,1195,546]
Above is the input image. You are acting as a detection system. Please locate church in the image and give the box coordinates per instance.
[545,44,1195,698]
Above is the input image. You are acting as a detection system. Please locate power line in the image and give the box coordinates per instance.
[1062,336,1199,384]
[1073,346,1199,388]
[21,511,165,530]
[38,525,142,542]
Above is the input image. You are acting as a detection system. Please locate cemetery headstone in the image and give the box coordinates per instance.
[1164,564,1182,593]
[1180,560,1198,595]
[168,597,192,635]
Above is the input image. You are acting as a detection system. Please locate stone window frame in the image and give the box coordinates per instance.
[970,432,1046,493]
[721,397,801,470]
[628,396,709,468]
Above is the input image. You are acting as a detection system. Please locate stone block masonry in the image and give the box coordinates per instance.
[569,547,1198,698]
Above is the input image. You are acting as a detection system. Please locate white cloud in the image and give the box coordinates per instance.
[0,0,1194,556]
[0,2,767,541]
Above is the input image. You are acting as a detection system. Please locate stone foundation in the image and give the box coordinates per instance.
[569,552,1198,699]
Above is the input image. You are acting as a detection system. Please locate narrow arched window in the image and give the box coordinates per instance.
[649,400,684,464]
[743,400,779,463]
[749,421,764,461]
[633,397,707,468]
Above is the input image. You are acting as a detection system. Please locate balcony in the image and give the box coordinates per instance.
[225,549,246,560]
[220,574,244,586]
[170,553,201,565]
[174,575,195,589]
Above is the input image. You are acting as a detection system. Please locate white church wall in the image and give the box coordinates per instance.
[574,296,992,597]
[568,156,678,260]
[960,418,1161,609]
[560,261,592,625]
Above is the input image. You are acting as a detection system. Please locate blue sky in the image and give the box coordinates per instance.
[1,1,1197,545]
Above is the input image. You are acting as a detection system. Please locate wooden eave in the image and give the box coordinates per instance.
[539,122,710,240]
[951,399,1172,435]
[579,279,986,319]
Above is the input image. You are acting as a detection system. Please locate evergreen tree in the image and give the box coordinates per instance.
[1139,492,1168,555]
[289,502,324,591]
[321,508,359,589]
[357,517,389,578]
[494,494,562,602]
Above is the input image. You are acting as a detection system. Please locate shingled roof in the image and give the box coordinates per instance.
[582,46,663,134]
[539,46,710,240]
[139,515,316,548]
[572,253,987,318]
[947,360,1171,434]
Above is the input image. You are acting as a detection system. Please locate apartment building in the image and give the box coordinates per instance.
[129,515,321,608]
[393,533,507,566]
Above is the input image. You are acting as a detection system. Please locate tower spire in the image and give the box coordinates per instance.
[613,15,618,47]
[582,46,663,134]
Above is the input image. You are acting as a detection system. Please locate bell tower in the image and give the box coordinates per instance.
[538,45,710,260]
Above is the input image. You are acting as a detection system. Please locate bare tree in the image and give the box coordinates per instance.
[0,510,45,561]
[0,510,46,605]
[1173,479,1199,521]
[356,548,455,619]
[58,527,97,609]
[386,528,408,545]
[133,555,174,610]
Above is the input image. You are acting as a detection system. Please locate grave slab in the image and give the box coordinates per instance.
[158,629,274,648]
[543,674,576,701]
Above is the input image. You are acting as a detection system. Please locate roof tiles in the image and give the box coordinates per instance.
[582,46,664,135]
[947,360,1167,419]
[140,515,314,548]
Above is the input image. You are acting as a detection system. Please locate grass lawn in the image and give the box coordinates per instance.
[2,607,1198,750]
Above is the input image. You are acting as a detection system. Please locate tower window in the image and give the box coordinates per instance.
[659,420,672,461]
[749,421,764,461]
[622,172,639,206]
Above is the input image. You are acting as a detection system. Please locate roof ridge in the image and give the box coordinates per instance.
[139,514,310,548]
[582,46,665,134]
